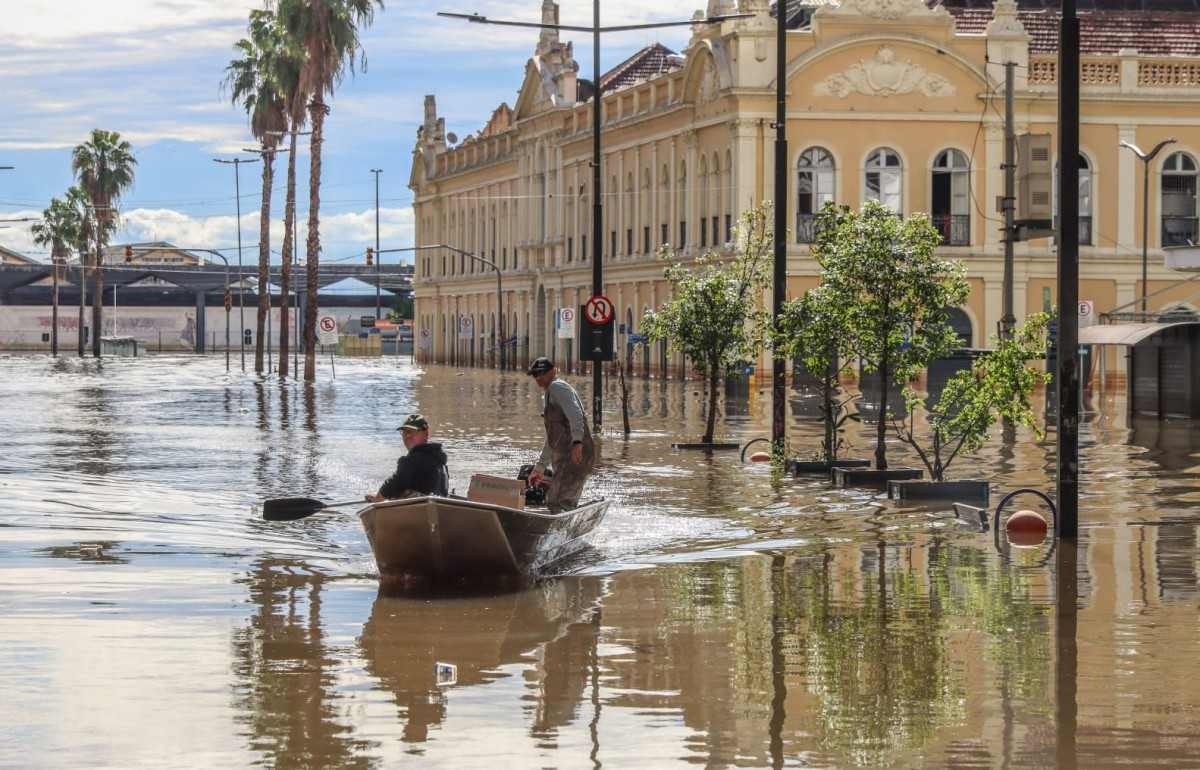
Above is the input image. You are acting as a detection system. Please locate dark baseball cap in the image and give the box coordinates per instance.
[397,413,429,432]
[527,357,554,376]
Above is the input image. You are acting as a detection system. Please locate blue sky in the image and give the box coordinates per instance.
[0,1,697,266]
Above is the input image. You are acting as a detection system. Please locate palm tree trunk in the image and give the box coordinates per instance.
[280,130,299,378]
[91,212,104,358]
[78,255,86,357]
[303,99,327,382]
[51,250,60,356]
[255,152,275,374]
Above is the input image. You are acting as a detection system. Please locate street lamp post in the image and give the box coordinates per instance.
[439,5,750,430]
[213,156,260,371]
[371,169,383,320]
[1120,138,1176,315]
[376,244,502,368]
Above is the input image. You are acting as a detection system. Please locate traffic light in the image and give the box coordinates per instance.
[365,247,374,266]
[124,245,133,262]
[223,290,232,312]
[577,305,615,362]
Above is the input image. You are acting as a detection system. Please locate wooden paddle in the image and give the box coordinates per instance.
[262,497,365,522]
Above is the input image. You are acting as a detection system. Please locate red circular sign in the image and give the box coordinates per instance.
[584,295,614,325]
[319,316,337,333]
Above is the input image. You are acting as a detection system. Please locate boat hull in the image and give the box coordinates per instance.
[358,496,608,590]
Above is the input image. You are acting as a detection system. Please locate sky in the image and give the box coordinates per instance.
[0,0,699,267]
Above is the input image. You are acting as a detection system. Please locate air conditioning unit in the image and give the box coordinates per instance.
[1017,133,1053,239]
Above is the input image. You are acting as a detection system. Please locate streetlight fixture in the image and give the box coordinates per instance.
[371,168,383,320]
[375,244,503,368]
[213,155,261,371]
[439,5,752,430]
[1120,138,1176,315]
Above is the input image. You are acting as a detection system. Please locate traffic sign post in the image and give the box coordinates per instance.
[584,295,614,325]
[317,314,339,346]
[557,307,576,339]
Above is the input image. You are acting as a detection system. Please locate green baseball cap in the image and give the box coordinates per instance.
[398,413,429,432]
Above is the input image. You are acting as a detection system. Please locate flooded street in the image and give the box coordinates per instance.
[3,355,1200,768]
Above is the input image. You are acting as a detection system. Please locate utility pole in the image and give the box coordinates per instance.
[1000,61,1017,340]
[771,0,788,454]
[371,168,383,319]
[213,156,260,371]
[1057,0,1080,540]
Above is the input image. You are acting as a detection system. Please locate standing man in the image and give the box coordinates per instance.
[527,357,595,512]
[366,414,450,502]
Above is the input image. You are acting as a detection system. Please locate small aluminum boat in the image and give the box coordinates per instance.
[358,495,609,589]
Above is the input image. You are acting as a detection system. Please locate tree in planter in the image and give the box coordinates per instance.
[642,205,772,445]
[815,202,969,469]
[893,313,1051,482]
[773,284,859,464]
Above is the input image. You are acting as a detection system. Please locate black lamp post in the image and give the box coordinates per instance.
[438,5,750,430]
[1120,138,1176,315]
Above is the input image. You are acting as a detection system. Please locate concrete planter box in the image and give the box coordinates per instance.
[672,442,740,451]
[888,479,990,503]
[788,458,871,475]
[832,467,922,488]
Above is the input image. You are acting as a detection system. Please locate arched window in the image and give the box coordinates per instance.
[865,147,902,214]
[624,171,634,256]
[724,149,733,242]
[705,149,715,245]
[565,192,575,262]
[659,163,671,248]
[677,160,688,248]
[797,147,835,243]
[641,168,652,253]
[609,174,618,258]
[931,149,970,245]
[1054,154,1093,245]
[698,156,709,247]
[536,147,547,242]
[578,185,589,262]
[1162,151,1199,247]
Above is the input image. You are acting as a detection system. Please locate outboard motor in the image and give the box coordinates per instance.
[517,463,552,507]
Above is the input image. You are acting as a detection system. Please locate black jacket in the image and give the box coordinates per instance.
[378,442,449,499]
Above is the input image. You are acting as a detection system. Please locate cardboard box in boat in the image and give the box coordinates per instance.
[467,474,526,509]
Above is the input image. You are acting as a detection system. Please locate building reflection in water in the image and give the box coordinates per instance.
[231,559,372,769]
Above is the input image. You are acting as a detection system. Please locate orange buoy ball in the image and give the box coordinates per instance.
[1006,509,1048,547]
[749,451,771,463]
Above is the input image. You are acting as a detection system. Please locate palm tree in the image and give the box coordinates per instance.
[72,129,136,358]
[280,0,382,380]
[225,7,296,375]
[31,190,88,356]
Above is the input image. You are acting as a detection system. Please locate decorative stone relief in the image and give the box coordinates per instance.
[698,61,719,103]
[836,0,939,19]
[814,47,956,98]
[987,0,1027,36]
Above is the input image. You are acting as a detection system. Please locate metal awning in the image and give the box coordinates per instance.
[1079,321,1200,346]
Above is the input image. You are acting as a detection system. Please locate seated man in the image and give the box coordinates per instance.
[365,413,449,501]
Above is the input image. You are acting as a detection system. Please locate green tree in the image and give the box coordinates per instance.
[31,189,89,356]
[642,205,772,444]
[279,0,383,381]
[894,314,1051,481]
[225,7,298,375]
[773,284,859,464]
[72,129,136,358]
[815,202,968,469]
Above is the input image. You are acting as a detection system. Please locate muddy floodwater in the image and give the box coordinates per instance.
[3,355,1200,768]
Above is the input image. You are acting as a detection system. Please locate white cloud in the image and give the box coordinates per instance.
[8,1,255,44]
[115,205,415,261]
[0,210,46,258]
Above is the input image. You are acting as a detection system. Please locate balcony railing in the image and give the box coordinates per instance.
[932,214,970,246]
[1163,216,1200,247]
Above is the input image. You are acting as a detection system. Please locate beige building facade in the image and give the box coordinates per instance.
[410,0,1200,376]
